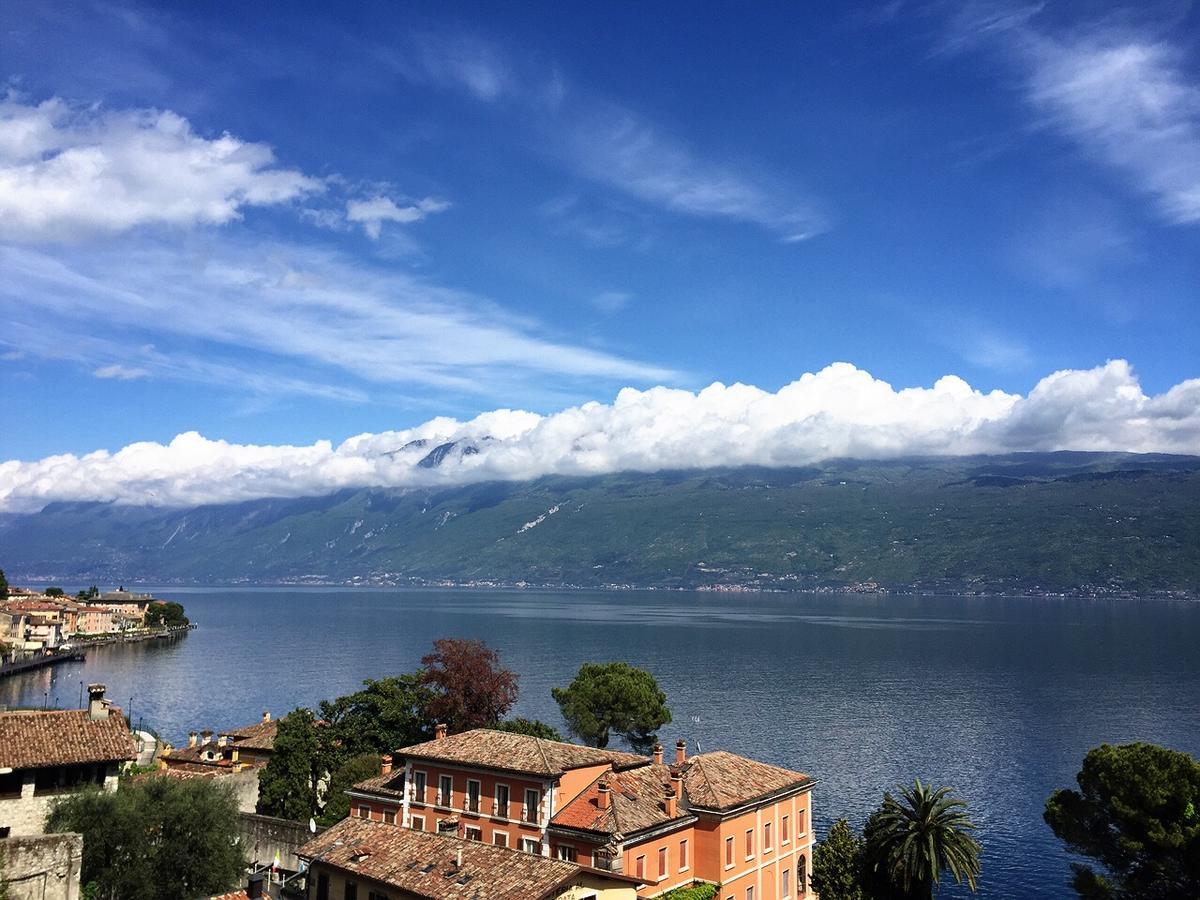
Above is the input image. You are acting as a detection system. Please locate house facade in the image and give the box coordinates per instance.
[348,727,815,898]
[0,685,135,837]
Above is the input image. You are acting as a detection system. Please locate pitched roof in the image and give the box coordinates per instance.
[298,817,635,900]
[396,728,648,778]
[0,708,136,770]
[551,763,687,836]
[683,750,812,811]
[222,718,279,751]
[352,770,406,800]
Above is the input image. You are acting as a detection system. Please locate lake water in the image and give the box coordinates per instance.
[3,588,1198,898]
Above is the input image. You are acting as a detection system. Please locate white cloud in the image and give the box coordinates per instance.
[1024,32,1200,225]
[0,95,322,241]
[345,196,451,239]
[2,359,1196,512]
[93,364,150,380]
[0,238,675,399]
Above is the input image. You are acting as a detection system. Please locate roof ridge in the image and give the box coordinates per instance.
[533,735,553,775]
[689,754,727,808]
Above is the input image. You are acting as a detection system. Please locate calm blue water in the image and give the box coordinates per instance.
[3,588,1198,898]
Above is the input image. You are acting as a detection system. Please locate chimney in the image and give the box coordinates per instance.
[435,723,447,741]
[262,711,271,724]
[247,873,265,899]
[653,743,663,765]
[672,772,684,802]
[217,735,228,748]
[455,847,463,869]
[87,684,108,720]
[597,780,610,810]
[675,739,687,766]
[201,729,213,745]
[664,785,677,818]
[380,754,393,777]
[188,731,198,748]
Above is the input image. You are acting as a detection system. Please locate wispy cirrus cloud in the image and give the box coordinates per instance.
[0,238,678,403]
[345,195,451,239]
[383,32,828,243]
[941,4,1200,227]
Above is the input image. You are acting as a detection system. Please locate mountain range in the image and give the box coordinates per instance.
[2,452,1198,596]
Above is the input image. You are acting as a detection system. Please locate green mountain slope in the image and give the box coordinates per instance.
[2,453,1199,595]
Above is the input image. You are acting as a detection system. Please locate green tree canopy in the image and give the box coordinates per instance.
[44,586,64,597]
[490,717,565,741]
[811,818,865,900]
[145,601,188,628]
[420,638,519,732]
[319,674,432,765]
[1045,742,1200,898]
[0,568,8,600]
[256,708,322,821]
[551,661,671,752]
[862,780,981,899]
[46,775,244,900]
[319,752,387,826]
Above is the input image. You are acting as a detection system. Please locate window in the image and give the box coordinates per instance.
[466,779,481,813]
[798,855,808,895]
[746,888,754,900]
[764,821,773,852]
[464,826,482,841]
[523,788,540,824]
[521,838,541,855]
[658,846,668,878]
[745,828,754,859]
[345,883,358,900]
[556,845,577,862]
[782,868,791,899]
[383,809,396,825]
[494,783,510,817]
[679,838,688,871]
[356,805,370,819]
[413,770,427,804]
[316,873,329,900]
[797,808,807,835]
[410,815,425,832]
[438,775,453,807]
[493,831,509,848]
[725,836,734,868]
[782,814,790,844]
[635,855,646,878]
[0,772,21,799]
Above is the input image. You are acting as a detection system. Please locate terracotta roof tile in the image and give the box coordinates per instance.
[352,770,406,799]
[208,891,251,900]
[397,728,648,778]
[551,763,687,836]
[298,817,632,900]
[683,750,812,811]
[223,719,278,751]
[0,709,136,770]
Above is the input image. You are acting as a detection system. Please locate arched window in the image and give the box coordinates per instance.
[798,854,807,894]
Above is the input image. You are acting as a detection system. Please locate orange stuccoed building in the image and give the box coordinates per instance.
[348,725,816,899]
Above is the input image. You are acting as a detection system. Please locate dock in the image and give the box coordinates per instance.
[0,650,87,678]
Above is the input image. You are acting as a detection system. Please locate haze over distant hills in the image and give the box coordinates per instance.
[2,452,1198,597]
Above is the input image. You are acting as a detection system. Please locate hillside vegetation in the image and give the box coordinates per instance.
[1,452,1198,595]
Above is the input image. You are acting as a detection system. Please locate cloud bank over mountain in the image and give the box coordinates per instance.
[2,360,1198,513]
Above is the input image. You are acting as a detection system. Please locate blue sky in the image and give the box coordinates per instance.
[2,0,1199,471]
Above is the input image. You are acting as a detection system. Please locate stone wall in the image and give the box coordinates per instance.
[0,767,119,837]
[0,832,83,900]
[239,812,324,874]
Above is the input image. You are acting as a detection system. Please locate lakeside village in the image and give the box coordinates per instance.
[0,581,192,675]
[0,590,1194,899]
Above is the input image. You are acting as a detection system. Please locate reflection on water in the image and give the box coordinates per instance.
[3,588,1197,898]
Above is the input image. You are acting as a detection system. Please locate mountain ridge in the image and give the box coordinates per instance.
[2,452,1198,597]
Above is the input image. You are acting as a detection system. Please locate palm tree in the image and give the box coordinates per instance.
[862,779,982,898]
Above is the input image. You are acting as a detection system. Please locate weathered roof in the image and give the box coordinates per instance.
[0,708,136,770]
[353,770,406,800]
[298,817,634,900]
[551,763,687,836]
[397,729,648,777]
[683,750,812,811]
[223,718,278,751]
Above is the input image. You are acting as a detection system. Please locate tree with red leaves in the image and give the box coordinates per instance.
[420,638,519,732]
